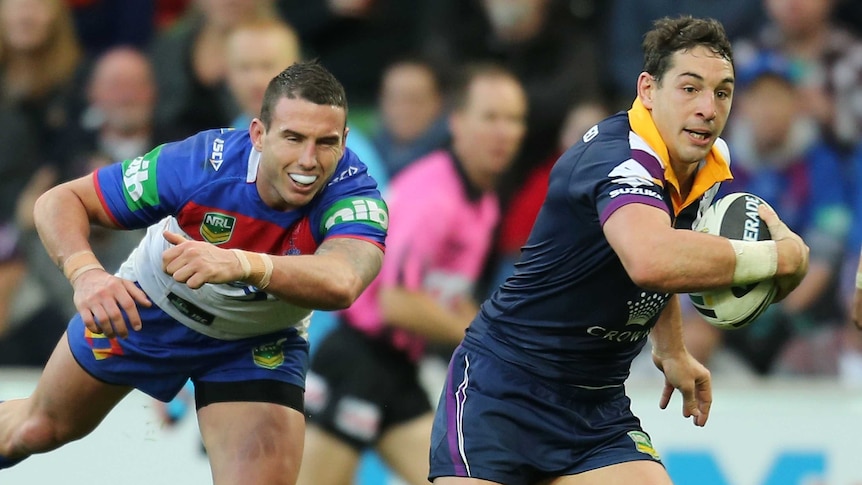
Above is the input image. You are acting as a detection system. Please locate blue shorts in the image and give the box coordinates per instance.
[429,342,663,484]
[67,301,309,404]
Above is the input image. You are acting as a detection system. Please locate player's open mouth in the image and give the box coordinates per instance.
[685,129,711,142]
[289,174,318,186]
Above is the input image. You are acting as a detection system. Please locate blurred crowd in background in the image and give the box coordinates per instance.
[2,0,862,386]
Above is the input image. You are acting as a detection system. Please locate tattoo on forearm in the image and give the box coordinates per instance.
[317,238,383,285]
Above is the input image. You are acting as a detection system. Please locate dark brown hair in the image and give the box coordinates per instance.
[642,16,733,84]
[260,60,348,128]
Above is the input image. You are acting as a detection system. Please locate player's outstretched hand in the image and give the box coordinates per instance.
[758,204,809,302]
[652,350,712,427]
[72,269,152,338]
[161,231,244,289]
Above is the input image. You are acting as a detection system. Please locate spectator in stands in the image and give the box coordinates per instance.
[683,53,851,376]
[605,0,766,107]
[150,0,278,138]
[491,100,610,290]
[372,56,450,178]
[422,0,601,211]
[734,0,862,153]
[0,0,85,346]
[0,47,161,366]
[67,0,157,57]
[277,0,428,108]
[225,18,301,131]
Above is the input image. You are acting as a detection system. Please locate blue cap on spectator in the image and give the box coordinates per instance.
[736,52,796,88]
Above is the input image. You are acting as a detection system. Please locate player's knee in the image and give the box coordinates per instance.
[18,413,90,452]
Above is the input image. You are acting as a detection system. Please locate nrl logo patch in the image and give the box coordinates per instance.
[252,339,286,370]
[200,212,236,244]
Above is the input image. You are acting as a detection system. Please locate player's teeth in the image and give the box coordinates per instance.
[290,174,317,185]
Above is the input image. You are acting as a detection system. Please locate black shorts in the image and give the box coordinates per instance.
[305,323,432,450]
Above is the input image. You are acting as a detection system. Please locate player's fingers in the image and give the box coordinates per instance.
[185,273,206,290]
[658,381,673,410]
[116,283,147,331]
[80,310,102,335]
[678,384,701,421]
[169,265,195,284]
[123,279,153,308]
[162,249,186,275]
[163,230,188,245]
[696,398,712,427]
[756,203,780,227]
[90,305,115,338]
[758,204,795,242]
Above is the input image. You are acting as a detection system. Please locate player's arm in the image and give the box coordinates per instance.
[649,295,711,427]
[378,287,477,344]
[603,202,808,298]
[163,233,384,310]
[34,174,152,337]
[264,236,383,310]
[853,248,862,330]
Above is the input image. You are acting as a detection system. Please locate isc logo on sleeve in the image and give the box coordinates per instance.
[122,145,162,211]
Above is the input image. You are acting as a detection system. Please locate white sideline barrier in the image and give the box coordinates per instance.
[2,367,862,485]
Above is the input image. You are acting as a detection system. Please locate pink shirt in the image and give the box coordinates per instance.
[340,150,499,361]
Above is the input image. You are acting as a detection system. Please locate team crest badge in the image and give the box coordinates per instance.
[628,431,661,460]
[200,212,236,244]
[252,339,286,369]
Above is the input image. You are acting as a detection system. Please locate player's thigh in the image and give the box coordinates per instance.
[23,333,132,442]
[541,460,672,485]
[298,424,362,485]
[198,401,305,485]
[376,412,435,485]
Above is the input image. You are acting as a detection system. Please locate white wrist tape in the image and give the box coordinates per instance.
[729,240,778,285]
[855,272,862,290]
[62,250,105,285]
[231,249,274,289]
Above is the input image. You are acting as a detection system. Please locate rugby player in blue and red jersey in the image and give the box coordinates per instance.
[0,61,388,485]
[428,16,809,485]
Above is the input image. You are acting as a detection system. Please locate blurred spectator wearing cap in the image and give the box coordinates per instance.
[372,56,450,178]
[682,53,851,377]
[734,0,862,153]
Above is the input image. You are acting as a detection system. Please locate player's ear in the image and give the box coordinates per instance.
[342,125,349,149]
[637,72,657,110]
[249,118,265,152]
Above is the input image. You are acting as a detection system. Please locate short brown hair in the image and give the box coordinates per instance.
[642,16,733,84]
[259,60,348,128]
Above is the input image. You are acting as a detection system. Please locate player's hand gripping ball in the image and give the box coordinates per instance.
[688,192,778,330]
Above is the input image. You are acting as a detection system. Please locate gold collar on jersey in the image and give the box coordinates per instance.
[627,97,732,215]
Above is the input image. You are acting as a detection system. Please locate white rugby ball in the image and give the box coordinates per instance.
[688,192,778,330]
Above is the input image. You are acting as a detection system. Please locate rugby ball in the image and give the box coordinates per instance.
[688,192,778,330]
